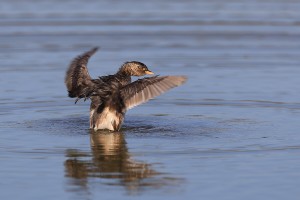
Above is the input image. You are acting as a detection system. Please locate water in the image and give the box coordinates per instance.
[1,0,300,199]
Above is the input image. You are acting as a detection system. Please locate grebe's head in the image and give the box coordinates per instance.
[120,61,154,76]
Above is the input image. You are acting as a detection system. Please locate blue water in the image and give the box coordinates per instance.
[1,0,300,200]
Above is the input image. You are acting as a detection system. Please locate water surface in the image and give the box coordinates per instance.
[1,0,300,200]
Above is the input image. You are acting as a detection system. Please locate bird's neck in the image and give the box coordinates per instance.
[116,66,132,76]
[115,69,132,85]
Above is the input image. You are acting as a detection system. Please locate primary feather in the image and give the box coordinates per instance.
[120,76,187,110]
[65,47,98,100]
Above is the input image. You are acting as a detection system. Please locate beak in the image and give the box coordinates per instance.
[145,70,154,75]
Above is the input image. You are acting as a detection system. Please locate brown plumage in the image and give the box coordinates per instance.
[65,47,187,131]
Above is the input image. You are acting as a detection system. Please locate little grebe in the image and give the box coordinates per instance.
[65,47,187,131]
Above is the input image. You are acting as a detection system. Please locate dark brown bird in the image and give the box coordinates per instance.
[65,47,187,131]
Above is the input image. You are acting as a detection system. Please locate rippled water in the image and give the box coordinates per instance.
[1,0,300,200]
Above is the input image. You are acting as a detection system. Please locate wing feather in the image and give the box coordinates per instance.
[65,47,99,100]
[120,76,187,110]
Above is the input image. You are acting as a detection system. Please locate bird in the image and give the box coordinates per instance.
[65,47,187,131]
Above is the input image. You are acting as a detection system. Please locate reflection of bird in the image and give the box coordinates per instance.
[65,47,187,131]
[64,131,160,192]
[89,132,158,182]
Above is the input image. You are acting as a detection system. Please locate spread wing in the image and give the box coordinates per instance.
[65,47,99,102]
[120,76,187,110]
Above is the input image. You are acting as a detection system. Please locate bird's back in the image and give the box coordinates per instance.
[89,74,130,131]
[99,74,131,87]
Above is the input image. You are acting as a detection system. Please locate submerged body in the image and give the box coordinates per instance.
[65,47,187,131]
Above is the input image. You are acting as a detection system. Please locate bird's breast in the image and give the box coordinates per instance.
[92,107,124,131]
